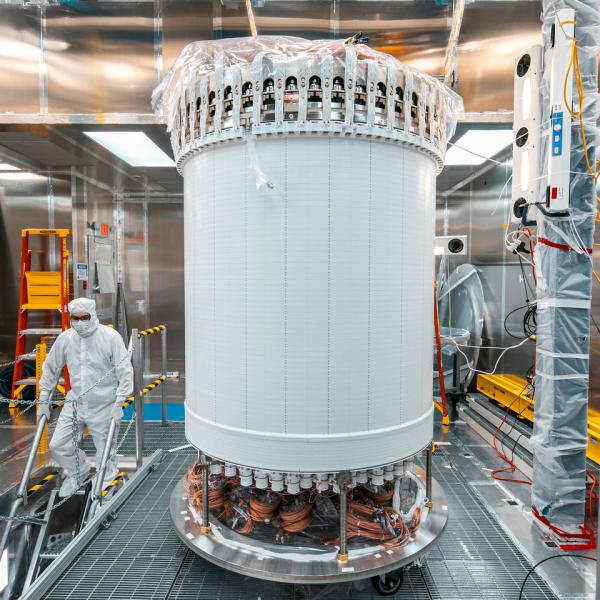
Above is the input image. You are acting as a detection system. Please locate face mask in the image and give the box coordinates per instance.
[72,320,90,335]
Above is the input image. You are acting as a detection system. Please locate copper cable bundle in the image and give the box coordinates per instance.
[279,497,314,534]
[231,493,282,535]
[345,501,411,549]
[231,499,255,534]
[184,464,236,520]
[362,484,394,505]
[324,484,421,550]
[184,462,423,548]
[248,494,281,522]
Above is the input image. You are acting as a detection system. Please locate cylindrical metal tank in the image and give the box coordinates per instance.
[154,35,461,479]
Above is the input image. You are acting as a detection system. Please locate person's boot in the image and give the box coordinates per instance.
[58,476,79,498]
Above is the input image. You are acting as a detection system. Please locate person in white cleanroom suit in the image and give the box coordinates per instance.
[38,298,133,497]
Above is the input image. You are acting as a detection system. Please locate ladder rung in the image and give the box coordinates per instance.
[19,328,62,336]
[16,352,36,362]
[15,377,64,386]
[22,304,62,311]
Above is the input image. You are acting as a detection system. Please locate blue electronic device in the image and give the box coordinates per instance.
[551,111,563,157]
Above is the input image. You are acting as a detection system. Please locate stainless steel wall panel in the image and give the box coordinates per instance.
[45,3,156,114]
[79,175,116,321]
[147,201,184,380]
[214,0,333,39]
[122,200,148,332]
[456,0,542,113]
[162,0,213,76]
[0,7,40,114]
[338,0,450,76]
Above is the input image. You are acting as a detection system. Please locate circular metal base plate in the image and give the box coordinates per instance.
[170,467,448,584]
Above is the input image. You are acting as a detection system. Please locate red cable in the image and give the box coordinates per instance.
[490,384,532,486]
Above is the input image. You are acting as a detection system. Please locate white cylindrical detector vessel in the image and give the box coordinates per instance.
[154,36,460,477]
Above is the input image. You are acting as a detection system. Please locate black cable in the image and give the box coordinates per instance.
[522,303,537,338]
[518,554,596,599]
[517,254,535,301]
[503,304,530,340]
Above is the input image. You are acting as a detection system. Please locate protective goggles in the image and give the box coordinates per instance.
[71,314,91,322]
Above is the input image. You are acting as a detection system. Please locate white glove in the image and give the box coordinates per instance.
[111,400,124,422]
[38,391,51,421]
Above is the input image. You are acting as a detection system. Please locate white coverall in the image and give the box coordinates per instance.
[39,298,133,488]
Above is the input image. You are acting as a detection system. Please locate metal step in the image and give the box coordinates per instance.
[19,328,62,337]
[39,552,60,561]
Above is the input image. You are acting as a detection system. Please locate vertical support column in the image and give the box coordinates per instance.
[113,191,127,344]
[426,444,433,505]
[200,457,211,534]
[161,327,168,426]
[336,473,350,563]
[132,329,144,469]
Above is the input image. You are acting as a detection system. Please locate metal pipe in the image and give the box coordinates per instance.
[132,329,144,469]
[200,459,211,534]
[18,415,48,502]
[426,444,433,502]
[88,418,118,519]
[0,498,24,564]
[244,0,258,37]
[161,327,168,427]
[0,415,47,560]
[338,485,348,561]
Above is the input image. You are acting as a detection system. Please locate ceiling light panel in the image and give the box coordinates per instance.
[445,129,513,166]
[83,131,175,167]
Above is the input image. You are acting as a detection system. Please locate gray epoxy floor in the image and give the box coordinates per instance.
[37,420,558,600]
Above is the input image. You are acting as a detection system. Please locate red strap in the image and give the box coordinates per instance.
[538,237,592,254]
[532,506,596,551]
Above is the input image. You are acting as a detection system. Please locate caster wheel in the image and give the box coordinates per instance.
[372,570,404,596]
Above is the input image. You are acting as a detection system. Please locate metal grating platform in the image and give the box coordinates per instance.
[43,436,556,600]
[82,422,193,456]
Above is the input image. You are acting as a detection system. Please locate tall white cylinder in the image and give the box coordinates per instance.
[184,136,435,472]
[154,36,461,475]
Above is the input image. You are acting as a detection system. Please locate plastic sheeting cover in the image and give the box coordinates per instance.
[530,0,599,526]
[153,35,462,165]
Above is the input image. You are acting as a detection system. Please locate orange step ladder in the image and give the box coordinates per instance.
[11,229,71,403]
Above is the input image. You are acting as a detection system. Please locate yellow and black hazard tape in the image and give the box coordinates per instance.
[27,471,58,495]
[142,374,167,395]
[101,471,127,497]
[122,375,167,409]
[138,325,166,337]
